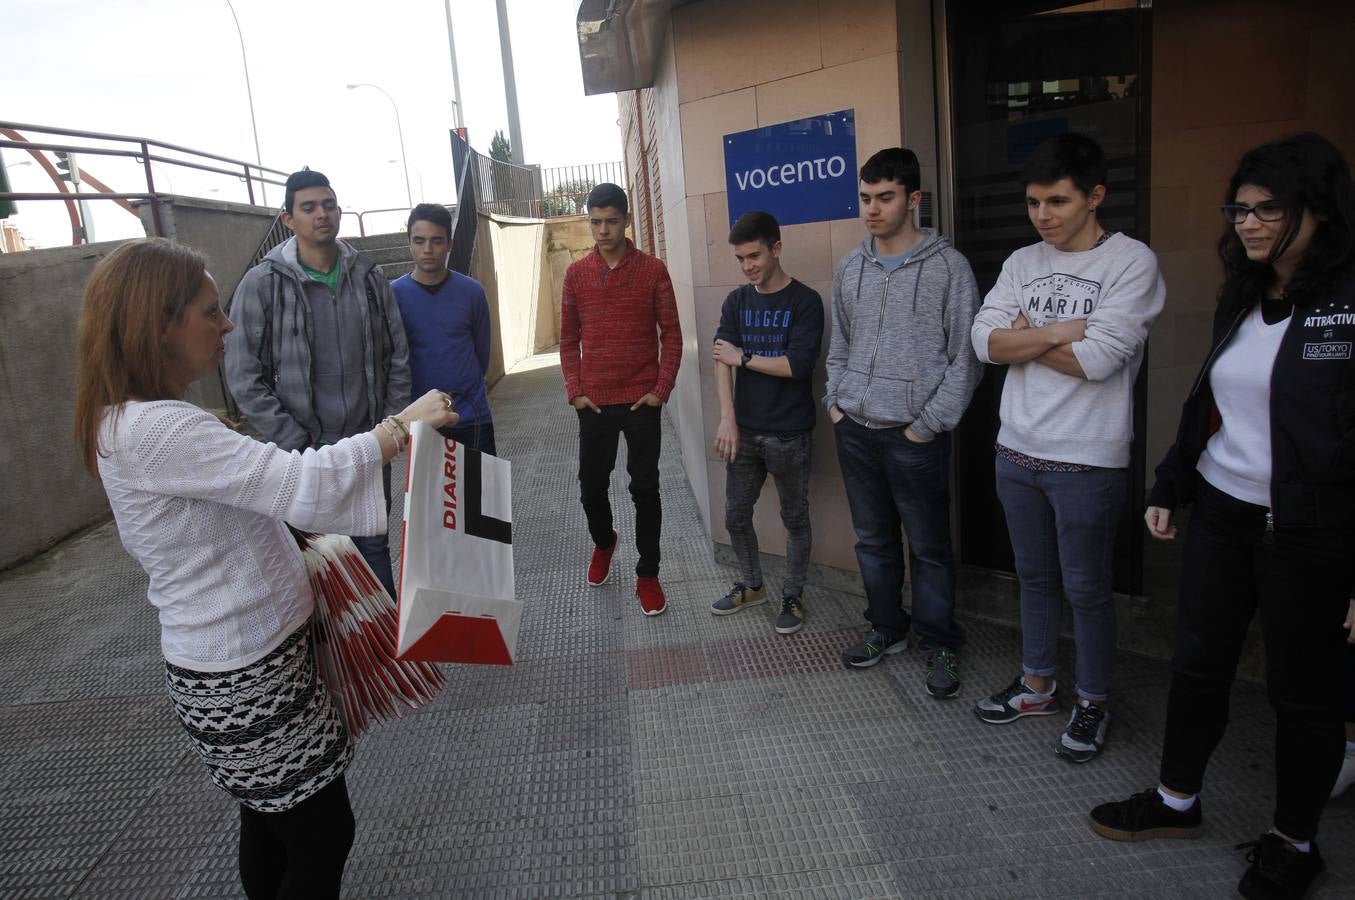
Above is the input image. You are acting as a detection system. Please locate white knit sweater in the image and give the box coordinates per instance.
[98,400,385,671]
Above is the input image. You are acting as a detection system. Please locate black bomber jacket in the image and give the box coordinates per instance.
[1149,270,1355,528]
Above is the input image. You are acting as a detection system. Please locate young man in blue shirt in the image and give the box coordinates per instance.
[390,203,496,453]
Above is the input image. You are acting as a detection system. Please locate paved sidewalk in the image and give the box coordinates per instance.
[1,352,1351,899]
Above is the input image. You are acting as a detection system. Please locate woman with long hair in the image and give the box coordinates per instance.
[1088,133,1355,900]
[74,238,458,899]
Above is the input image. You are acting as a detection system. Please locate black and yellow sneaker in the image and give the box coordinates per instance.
[841,629,906,668]
[710,582,767,616]
[774,595,804,635]
[924,648,961,698]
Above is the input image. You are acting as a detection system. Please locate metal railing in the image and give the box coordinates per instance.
[0,121,288,244]
[536,161,625,218]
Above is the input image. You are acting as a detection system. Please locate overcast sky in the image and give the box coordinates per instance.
[1,0,623,247]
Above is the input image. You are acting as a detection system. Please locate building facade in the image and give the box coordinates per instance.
[577,0,1355,646]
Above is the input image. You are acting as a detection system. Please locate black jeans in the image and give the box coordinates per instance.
[1159,480,1352,840]
[238,775,355,900]
[438,419,497,456]
[577,403,662,577]
[725,430,813,597]
[350,464,396,600]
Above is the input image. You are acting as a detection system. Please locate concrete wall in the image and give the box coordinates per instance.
[136,196,277,306]
[1,198,276,570]
[1140,0,1355,603]
[468,212,555,388]
[648,0,910,567]
[0,240,131,569]
[543,215,594,344]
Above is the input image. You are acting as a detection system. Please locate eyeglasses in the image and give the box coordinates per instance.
[1221,201,1286,224]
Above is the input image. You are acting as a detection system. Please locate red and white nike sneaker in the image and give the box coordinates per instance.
[973,675,1061,724]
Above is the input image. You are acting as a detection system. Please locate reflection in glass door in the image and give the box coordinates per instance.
[945,0,1152,593]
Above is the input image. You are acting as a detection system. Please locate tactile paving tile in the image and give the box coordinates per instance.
[637,795,761,886]
[6,351,1355,899]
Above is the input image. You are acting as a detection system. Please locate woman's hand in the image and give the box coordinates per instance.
[1144,506,1177,541]
[400,390,460,430]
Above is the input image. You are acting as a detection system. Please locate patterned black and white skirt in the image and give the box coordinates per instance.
[164,625,352,813]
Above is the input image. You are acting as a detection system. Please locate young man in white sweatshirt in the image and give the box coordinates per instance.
[969,133,1166,763]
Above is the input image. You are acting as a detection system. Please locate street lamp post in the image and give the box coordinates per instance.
[225,0,267,206]
[347,83,414,210]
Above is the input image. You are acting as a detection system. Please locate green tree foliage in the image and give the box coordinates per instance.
[489,130,512,164]
[538,177,598,217]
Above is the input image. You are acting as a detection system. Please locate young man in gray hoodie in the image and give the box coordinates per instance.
[225,169,412,600]
[826,147,983,697]
[969,134,1165,763]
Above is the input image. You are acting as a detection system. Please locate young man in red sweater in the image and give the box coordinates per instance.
[560,183,683,615]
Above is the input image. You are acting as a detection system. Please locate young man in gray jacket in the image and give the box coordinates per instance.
[826,147,982,697]
[225,169,412,600]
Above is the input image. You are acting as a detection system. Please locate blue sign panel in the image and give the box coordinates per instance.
[723,109,858,228]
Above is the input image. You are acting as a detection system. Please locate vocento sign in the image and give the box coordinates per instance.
[722,108,858,228]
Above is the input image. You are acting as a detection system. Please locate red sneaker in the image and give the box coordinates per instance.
[587,530,618,586]
[636,576,666,616]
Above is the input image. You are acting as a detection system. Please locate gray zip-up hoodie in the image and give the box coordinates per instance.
[224,236,411,451]
[824,229,983,439]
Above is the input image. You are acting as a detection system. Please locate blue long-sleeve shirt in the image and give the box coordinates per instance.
[391,270,493,425]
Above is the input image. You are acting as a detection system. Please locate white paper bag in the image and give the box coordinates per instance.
[396,422,519,664]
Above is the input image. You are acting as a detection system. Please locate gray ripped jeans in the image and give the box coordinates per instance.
[724,429,813,598]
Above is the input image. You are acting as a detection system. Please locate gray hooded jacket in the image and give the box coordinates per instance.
[224,236,411,451]
[824,229,982,439]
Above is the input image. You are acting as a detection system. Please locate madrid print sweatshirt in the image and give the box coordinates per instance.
[970,233,1166,469]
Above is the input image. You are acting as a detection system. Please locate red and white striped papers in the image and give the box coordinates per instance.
[301,533,446,739]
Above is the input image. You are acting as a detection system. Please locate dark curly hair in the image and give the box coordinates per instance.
[1219,132,1355,306]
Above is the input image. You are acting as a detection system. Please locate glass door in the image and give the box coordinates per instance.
[945,0,1152,593]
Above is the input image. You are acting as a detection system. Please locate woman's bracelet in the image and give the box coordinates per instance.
[379,417,408,454]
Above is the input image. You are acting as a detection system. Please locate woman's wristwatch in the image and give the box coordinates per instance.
[741,349,754,368]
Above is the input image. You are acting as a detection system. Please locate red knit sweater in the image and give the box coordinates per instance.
[559,241,682,405]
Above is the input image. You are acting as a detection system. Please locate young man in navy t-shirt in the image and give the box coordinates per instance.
[710,211,824,634]
[390,203,496,454]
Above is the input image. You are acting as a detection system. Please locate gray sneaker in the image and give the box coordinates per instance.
[774,596,804,634]
[711,582,767,616]
[924,648,961,698]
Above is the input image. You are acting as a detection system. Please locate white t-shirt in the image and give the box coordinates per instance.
[98,400,385,670]
[1197,305,1286,506]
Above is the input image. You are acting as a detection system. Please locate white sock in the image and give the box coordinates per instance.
[1021,676,1055,697]
[1156,787,1197,812]
[1272,832,1312,853]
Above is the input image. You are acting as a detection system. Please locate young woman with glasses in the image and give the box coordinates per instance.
[1088,133,1355,900]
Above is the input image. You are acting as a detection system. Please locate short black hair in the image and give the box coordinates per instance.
[284,169,333,214]
[1019,133,1107,197]
[859,148,920,195]
[586,182,628,215]
[407,203,453,237]
[728,210,780,248]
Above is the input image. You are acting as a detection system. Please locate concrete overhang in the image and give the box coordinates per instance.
[575,0,697,96]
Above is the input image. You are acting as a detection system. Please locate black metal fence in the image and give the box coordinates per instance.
[446,131,627,221]
[538,161,626,218]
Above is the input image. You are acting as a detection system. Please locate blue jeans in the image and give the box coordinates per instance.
[350,463,397,601]
[438,419,497,456]
[833,416,964,651]
[994,455,1126,702]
